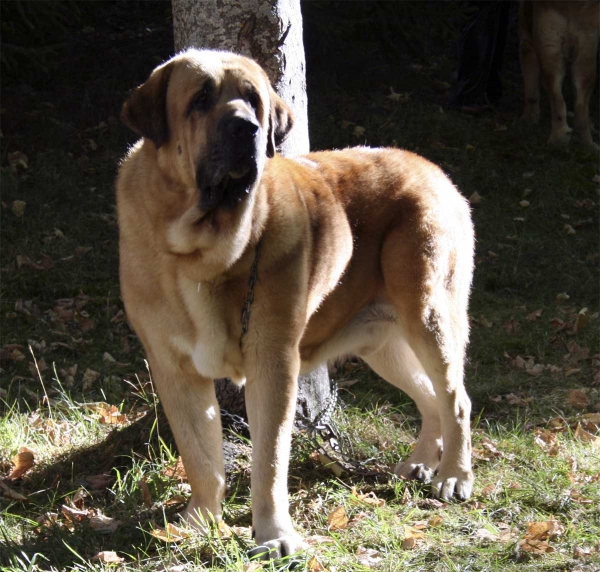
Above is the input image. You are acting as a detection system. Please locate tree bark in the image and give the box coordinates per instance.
[171,0,331,425]
[172,0,309,157]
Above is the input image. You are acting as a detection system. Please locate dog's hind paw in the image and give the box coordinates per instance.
[431,470,474,501]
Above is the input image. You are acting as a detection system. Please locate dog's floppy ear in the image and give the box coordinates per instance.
[121,62,173,149]
[266,89,294,158]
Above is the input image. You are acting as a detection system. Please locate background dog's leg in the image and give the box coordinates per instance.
[245,356,304,557]
[150,360,225,529]
[361,340,442,484]
[519,36,540,123]
[537,22,570,145]
[572,42,598,148]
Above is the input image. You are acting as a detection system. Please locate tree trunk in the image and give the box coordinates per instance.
[171,0,331,425]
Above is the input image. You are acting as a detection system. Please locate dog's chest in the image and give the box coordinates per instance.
[178,276,245,384]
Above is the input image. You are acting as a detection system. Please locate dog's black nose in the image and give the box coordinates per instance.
[224,116,258,140]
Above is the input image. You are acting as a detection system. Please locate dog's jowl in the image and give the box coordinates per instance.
[116,49,475,557]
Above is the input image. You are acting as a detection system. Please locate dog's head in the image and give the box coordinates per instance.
[121,49,293,218]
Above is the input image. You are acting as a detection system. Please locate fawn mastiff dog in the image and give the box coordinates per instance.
[116,49,475,557]
[519,0,599,147]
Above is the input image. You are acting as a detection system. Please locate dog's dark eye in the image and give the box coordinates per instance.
[247,90,259,110]
[191,82,213,112]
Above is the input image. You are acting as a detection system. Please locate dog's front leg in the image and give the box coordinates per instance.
[245,352,305,558]
[149,357,225,530]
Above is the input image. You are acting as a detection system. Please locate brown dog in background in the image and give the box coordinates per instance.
[519,0,599,147]
[116,49,475,557]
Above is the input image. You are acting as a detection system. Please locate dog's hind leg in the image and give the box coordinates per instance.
[404,327,473,501]
[361,339,443,484]
[378,196,474,500]
[149,358,226,530]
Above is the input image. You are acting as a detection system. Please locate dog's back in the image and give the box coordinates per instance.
[519,0,599,147]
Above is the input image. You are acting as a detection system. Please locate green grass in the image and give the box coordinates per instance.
[1,7,599,570]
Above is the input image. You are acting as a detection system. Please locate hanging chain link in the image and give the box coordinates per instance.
[233,238,377,475]
[240,240,262,344]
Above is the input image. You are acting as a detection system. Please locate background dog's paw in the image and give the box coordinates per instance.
[431,469,474,501]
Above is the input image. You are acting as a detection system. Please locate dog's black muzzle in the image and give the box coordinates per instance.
[198,114,260,213]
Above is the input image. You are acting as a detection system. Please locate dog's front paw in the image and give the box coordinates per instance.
[430,468,474,501]
[179,503,221,534]
[395,460,436,484]
[251,522,306,559]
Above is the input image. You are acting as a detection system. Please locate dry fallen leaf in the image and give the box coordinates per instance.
[8,151,29,171]
[573,545,593,560]
[572,308,590,334]
[428,515,444,527]
[525,519,565,541]
[564,341,590,364]
[89,513,120,534]
[139,478,152,508]
[242,563,263,572]
[307,556,327,572]
[387,87,409,102]
[164,456,188,481]
[574,423,600,447]
[35,512,59,530]
[91,551,124,564]
[506,393,533,407]
[351,487,386,507]
[519,538,554,556]
[8,447,35,480]
[0,481,28,501]
[12,200,26,217]
[82,368,100,391]
[216,520,233,538]
[534,430,560,456]
[568,389,590,409]
[355,546,383,567]
[150,522,190,542]
[402,524,426,550]
[327,505,349,531]
[61,505,90,522]
[526,309,543,322]
[503,318,520,334]
[475,528,499,541]
[480,484,496,497]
